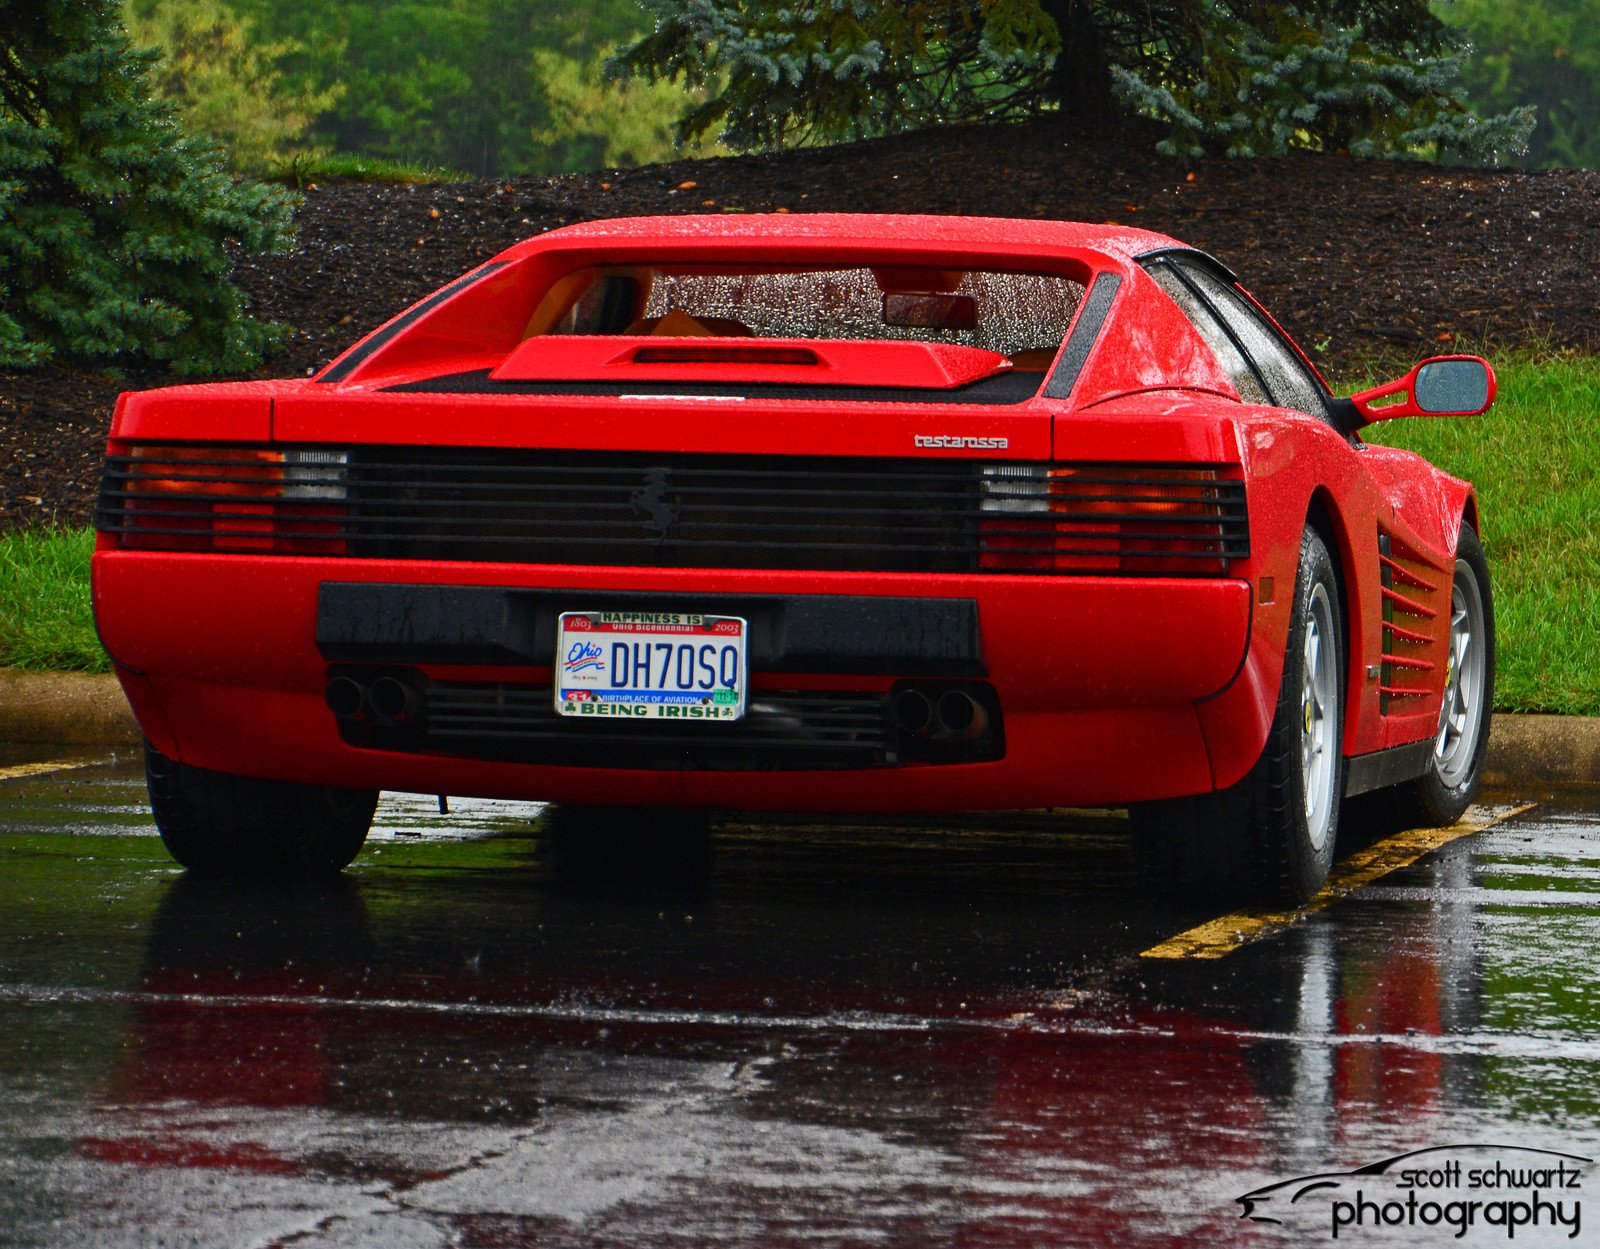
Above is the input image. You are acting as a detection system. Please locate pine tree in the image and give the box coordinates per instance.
[612,0,1534,162]
[1107,0,1536,160]
[0,0,296,375]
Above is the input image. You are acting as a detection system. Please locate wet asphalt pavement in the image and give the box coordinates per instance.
[1,746,1598,1248]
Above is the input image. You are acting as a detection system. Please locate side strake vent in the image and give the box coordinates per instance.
[99,445,1248,577]
[1378,528,1446,712]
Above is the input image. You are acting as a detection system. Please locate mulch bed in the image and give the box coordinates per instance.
[3,117,1597,530]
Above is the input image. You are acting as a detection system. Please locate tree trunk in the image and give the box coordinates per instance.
[1039,0,1116,125]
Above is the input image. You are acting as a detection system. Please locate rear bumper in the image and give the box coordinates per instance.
[94,553,1257,809]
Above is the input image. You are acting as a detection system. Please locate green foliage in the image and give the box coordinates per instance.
[613,0,1067,148]
[615,0,1533,162]
[221,0,694,178]
[287,0,543,180]
[1111,1,1534,160]
[124,0,340,173]
[0,0,296,374]
[534,47,729,171]
[1442,0,1600,169]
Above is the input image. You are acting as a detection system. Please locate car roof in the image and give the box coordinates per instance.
[495,213,1189,269]
[296,212,1245,401]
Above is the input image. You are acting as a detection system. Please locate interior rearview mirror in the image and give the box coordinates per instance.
[882,292,978,332]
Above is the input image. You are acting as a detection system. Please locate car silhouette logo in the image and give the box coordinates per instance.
[1236,1144,1590,1227]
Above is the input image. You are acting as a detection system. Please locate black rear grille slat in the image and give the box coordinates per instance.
[99,446,1250,576]
[328,666,1005,771]
[333,496,1243,525]
[426,710,889,729]
[372,684,896,771]
[344,489,979,508]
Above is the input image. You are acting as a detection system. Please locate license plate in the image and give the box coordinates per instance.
[555,611,747,721]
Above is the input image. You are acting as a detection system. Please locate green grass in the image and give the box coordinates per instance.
[1359,351,1600,715]
[0,527,107,673]
[2,353,1597,711]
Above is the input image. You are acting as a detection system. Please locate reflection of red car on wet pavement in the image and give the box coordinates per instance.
[93,214,1495,901]
[77,875,1473,1249]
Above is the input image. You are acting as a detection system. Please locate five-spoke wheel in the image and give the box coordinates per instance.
[1300,575,1339,858]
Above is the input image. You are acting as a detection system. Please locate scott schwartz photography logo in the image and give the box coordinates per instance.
[1236,1144,1592,1241]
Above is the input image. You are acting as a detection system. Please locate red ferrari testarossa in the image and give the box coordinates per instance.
[94,214,1495,902]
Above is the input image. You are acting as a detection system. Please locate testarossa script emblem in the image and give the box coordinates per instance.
[914,434,1009,449]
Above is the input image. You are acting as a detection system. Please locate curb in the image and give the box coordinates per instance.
[1,670,1597,788]
[1479,713,1600,791]
[0,670,141,748]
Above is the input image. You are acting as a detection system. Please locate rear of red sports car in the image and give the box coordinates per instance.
[91,214,1492,898]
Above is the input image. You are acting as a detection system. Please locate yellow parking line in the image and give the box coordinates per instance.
[0,760,99,783]
[1140,802,1538,960]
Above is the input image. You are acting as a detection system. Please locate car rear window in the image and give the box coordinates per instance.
[541,266,1086,365]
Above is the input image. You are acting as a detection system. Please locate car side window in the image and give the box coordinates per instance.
[1175,263,1332,421]
[1144,262,1271,405]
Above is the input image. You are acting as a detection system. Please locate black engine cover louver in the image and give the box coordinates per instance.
[342,448,982,572]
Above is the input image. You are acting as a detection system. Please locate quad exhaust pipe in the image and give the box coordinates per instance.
[892,685,990,743]
[325,674,419,725]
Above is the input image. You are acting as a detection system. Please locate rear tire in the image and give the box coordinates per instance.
[1134,526,1343,906]
[542,804,711,840]
[1392,526,1495,827]
[145,741,378,878]
[540,804,712,885]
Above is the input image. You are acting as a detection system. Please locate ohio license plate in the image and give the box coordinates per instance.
[555,611,747,721]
